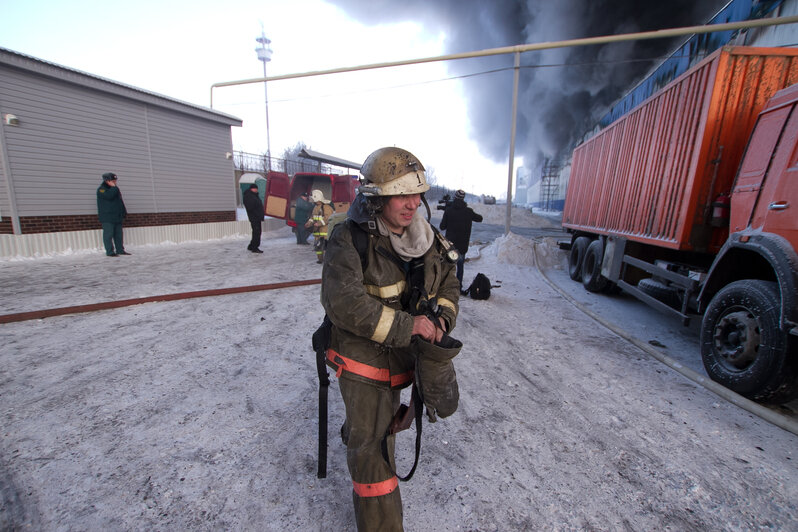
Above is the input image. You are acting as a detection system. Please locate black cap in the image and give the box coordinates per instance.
[102,172,117,181]
[249,183,258,189]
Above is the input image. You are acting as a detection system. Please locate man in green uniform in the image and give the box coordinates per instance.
[294,192,314,245]
[96,172,129,257]
[320,147,461,531]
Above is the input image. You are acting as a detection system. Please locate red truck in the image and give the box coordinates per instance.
[563,46,798,403]
[263,171,359,227]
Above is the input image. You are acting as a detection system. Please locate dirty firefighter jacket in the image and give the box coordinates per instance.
[320,197,460,387]
[310,203,334,238]
[320,195,460,531]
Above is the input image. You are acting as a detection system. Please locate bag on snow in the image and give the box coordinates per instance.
[465,272,491,300]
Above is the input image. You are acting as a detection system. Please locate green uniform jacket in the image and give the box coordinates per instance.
[320,200,460,389]
[96,183,127,223]
[294,197,314,227]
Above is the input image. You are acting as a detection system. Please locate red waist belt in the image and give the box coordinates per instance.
[327,349,413,387]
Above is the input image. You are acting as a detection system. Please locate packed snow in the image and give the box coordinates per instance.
[1,206,796,530]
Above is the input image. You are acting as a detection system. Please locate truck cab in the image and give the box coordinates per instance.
[263,172,359,227]
[693,83,798,404]
[729,83,798,242]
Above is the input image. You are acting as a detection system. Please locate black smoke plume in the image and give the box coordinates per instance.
[329,0,728,172]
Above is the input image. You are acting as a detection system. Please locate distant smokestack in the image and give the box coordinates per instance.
[329,0,728,170]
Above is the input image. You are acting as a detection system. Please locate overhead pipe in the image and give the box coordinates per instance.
[210,15,798,222]
[210,16,798,106]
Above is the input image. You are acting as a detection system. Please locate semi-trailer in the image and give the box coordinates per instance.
[563,46,798,403]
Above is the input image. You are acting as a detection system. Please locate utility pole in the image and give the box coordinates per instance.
[255,26,273,170]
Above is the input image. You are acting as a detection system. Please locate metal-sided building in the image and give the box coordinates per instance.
[0,47,259,258]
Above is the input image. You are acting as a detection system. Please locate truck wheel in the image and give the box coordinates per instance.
[568,237,590,281]
[581,239,608,293]
[638,278,681,308]
[700,280,798,404]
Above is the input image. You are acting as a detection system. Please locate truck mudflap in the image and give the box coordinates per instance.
[699,231,798,334]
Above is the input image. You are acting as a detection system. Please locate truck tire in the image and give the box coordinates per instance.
[568,237,590,281]
[637,278,681,308]
[581,239,608,293]
[700,280,798,404]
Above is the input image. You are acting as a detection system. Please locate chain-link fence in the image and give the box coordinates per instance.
[234,152,466,211]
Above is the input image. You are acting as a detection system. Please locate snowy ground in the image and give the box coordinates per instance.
[1,209,797,531]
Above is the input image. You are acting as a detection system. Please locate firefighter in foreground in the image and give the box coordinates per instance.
[320,147,462,531]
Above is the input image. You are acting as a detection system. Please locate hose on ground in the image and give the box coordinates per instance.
[531,241,798,437]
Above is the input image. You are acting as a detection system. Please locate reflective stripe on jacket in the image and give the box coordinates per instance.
[320,219,460,389]
[311,203,334,238]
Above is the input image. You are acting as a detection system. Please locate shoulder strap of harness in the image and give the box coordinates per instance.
[346,218,370,272]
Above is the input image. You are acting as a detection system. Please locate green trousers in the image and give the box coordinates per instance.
[101,222,124,255]
[339,378,404,532]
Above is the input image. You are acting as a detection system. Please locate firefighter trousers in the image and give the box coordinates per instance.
[339,377,404,532]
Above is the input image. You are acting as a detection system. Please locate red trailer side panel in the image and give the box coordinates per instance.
[563,46,798,252]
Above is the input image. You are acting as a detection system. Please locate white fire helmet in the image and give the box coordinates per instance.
[310,189,330,204]
[359,147,430,196]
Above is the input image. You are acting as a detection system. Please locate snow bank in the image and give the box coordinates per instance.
[478,232,565,271]
[482,232,537,266]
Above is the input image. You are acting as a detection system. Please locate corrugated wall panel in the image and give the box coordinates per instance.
[0,61,238,221]
[563,46,798,252]
[1,66,155,215]
[147,106,235,212]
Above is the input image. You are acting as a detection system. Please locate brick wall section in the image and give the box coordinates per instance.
[0,211,236,234]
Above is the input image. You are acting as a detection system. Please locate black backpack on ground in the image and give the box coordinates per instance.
[464,273,491,300]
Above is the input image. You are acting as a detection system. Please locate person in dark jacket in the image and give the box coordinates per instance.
[439,189,483,285]
[96,172,129,257]
[243,183,265,253]
[294,192,314,245]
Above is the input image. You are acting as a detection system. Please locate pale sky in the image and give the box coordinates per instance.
[0,0,516,197]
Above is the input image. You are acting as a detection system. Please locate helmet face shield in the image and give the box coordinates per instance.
[360,169,429,196]
[360,147,430,196]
